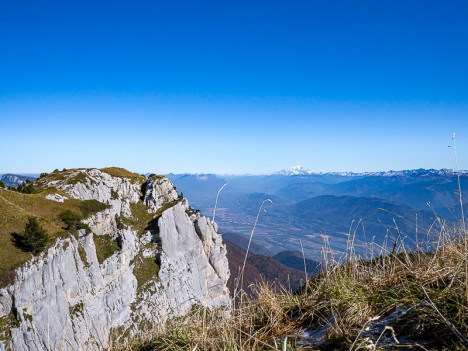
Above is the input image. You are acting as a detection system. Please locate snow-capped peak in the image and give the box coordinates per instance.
[274,165,315,176]
[272,167,468,177]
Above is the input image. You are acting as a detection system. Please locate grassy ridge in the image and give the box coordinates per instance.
[0,167,165,287]
[0,186,108,286]
[102,167,146,184]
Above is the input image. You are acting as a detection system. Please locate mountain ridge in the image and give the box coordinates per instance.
[273,166,468,177]
[0,167,231,350]
[0,173,37,188]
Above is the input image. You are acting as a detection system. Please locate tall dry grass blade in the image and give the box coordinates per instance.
[421,286,468,345]
[299,239,308,293]
[451,132,466,231]
[212,182,228,224]
[238,198,272,293]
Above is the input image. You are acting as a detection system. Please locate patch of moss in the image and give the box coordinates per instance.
[23,310,33,323]
[0,312,20,343]
[77,245,89,267]
[110,325,132,345]
[155,200,179,218]
[123,202,156,236]
[101,167,146,184]
[111,189,119,200]
[66,172,87,185]
[78,200,110,218]
[93,234,120,264]
[115,215,125,230]
[70,302,84,317]
[148,174,165,181]
[62,240,70,251]
[133,255,160,290]
[121,199,181,238]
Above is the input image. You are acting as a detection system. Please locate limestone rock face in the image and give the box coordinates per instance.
[57,169,141,217]
[0,169,230,351]
[143,176,178,213]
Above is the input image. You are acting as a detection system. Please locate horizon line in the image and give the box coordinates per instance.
[1,167,468,177]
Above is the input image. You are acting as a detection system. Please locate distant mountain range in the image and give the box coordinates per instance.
[274,165,468,177]
[0,173,37,188]
[168,168,468,260]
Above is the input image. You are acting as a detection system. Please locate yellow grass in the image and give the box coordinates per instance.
[0,187,107,286]
[115,226,468,351]
[102,167,146,184]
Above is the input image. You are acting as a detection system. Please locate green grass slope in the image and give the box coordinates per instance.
[0,169,147,286]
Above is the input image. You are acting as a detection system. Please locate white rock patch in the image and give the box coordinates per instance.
[45,193,68,202]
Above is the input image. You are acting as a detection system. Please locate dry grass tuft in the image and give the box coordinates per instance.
[289,225,468,349]
[115,224,467,350]
[101,167,146,184]
[115,281,302,351]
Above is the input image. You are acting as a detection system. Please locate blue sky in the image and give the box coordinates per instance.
[1,1,467,174]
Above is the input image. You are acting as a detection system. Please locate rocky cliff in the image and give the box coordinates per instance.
[0,168,230,351]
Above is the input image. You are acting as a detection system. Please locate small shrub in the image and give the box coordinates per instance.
[12,217,49,254]
[186,206,201,217]
[115,215,125,230]
[39,172,49,178]
[111,189,119,200]
[0,181,4,189]
[16,182,35,194]
[59,210,90,233]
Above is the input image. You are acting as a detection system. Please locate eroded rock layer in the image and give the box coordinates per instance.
[0,169,230,351]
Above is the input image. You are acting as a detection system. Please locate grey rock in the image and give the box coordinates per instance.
[45,193,68,202]
[0,169,230,350]
[143,177,178,213]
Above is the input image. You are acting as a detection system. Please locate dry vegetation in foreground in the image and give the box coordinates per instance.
[117,225,468,351]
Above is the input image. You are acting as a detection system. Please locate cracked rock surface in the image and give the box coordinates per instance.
[0,169,230,351]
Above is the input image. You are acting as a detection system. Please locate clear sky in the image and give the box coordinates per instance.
[1,1,467,174]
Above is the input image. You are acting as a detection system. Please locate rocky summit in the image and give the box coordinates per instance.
[0,168,230,351]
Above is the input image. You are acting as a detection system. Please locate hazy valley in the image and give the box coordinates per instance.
[167,167,468,260]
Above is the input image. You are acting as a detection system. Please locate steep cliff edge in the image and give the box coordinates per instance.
[0,168,230,351]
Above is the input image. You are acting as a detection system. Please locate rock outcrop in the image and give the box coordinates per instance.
[0,168,230,351]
